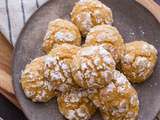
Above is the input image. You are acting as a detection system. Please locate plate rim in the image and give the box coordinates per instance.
[12,1,51,119]
[12,0,160,120]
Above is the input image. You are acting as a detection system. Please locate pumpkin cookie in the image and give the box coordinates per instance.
[57,89,96,120]
[42,19,81,53]
[121,41,158,83]
[85,25,124,63]
[71,0,113,36]
[88,70,139,120]
[45,44,80,92]
[71,45,116,89]
[21,56,56,102]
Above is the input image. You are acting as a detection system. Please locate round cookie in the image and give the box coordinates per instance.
[72,45,116,89]
[21,56,56,102]
[71,0,113,36]
[57,89,96,120]
[88,70,139,120]
[45,44,80,92]
[42,19,81,53]
[85,25,124,63]
[121,41,158,83]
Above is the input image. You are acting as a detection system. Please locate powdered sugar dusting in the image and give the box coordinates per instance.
[50,70,65,81]
[64,92,80,103]
[78,0,91,4]
[76,71,84,81]
[142,42,158,54]
[96,32,109,42]
[80,46,113,60]
[123,54,134,64]
[55,31,76,42]
[118,100,127,113]
[44,56,57,67]
[106,82,116,92]
[134,56,151,73]
[76,108,88,118]
[77,12,93,33]
[24,90,35,98]
[67,110,76,119]
[130,95,139,106]
[80,46,98,56]
[87,25,119,43]
[113,70,127,85]
[66,108,89,120]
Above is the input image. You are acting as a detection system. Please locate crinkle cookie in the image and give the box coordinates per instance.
[21,56,56,102]
[85,25,124,63]
[57,89,96,120]
[42,19,81,53]
[71,0,113,36]
[120,41,158,83]
[88,70,139,120]
[45,44,80,92]
[72,45,116,89]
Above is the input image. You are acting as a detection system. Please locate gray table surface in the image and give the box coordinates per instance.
[0,94,27,120]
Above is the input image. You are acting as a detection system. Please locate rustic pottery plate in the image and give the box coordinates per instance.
[12,0,160,120]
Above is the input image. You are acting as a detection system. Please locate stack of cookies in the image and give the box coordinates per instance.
[20,0,158,120]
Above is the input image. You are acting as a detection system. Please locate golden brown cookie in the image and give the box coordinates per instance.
[71,0,113,36]
[120,41,158,83]
[45,44,80,92]
[21,56,56,102]
[71,45,116,89]
[85,25,124,63]
[42,19,81,53]
[57,89,96,120]
[88,70,139,120]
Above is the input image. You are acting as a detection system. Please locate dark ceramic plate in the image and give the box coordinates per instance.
[12,0,160,120]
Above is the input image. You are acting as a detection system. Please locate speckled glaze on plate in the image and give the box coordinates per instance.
[12,0,160,120]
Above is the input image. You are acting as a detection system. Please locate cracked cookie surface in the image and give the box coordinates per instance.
[88,70,139,120]
[57,89,96,120]
[72,45,116,89]
[71,0,113,36]
[45,44,80,93]
[42,19,81,53]
[21,56,56,102]
[85,25,124,64]
[121,41,157,83]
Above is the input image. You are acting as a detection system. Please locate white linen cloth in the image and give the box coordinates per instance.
[0,0,48,46]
